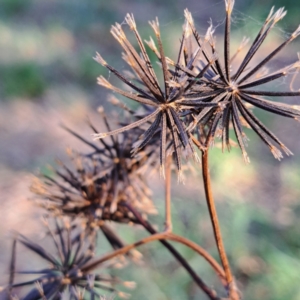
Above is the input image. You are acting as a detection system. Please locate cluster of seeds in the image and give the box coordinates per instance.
[94,2,300,175]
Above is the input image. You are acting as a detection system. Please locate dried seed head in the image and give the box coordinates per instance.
[8,220,131,299]
[177,2,300,162]
[33,119,157,232]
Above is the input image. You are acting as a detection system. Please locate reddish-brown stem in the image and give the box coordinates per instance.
[82,230,226,287]
[80,233,170,273]
[123,202,223,299]
[201,148,239,300]
[164,155,172,231]
[169,231,226,284]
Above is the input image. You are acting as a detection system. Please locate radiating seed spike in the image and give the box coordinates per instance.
[292,25,300,39]
[225,0,235,13]
[93,108,160,140]
[280,144,293,156]
[177,170,184,184]
[144,36,157,52]
[94,52,107,66]
[125,13,136,30]
[273,7,287,22]
[184,9,194,28]
[270,145,283,160]
[204,21,215,42]
[266,6,275,21]
[165,57,175,66]
[149,18,160,36]
[97,76,112,88]
[238,37,249,51]
[110,24,126,43]
[184,18,192,38]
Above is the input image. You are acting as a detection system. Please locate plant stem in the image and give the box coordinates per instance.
[201,149,239,300]
[82,229,225,289]
[7,239,16,300]
[164,155,172,231]
[124,202,222,299]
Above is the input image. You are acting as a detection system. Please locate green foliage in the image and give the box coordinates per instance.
[1,0,30,16]
[0,62,46,99]
[78,50,104,87]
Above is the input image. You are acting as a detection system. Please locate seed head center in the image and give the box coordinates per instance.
[227,81,238,94]
[161,102,176,111]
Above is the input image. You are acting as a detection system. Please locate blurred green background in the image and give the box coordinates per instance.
[0,0,300,299]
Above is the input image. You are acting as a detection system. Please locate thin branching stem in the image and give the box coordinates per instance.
[82,231,226,285]
[7,239,17,300]
[123,202,222,300]
[201,146,240,300]
[164,155,172,231]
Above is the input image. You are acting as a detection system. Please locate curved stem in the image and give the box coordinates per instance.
[81,232,169,272]
[201,149,239,300]
[168,233,225,282]
[124,202,223,299]
[82,229,225,289]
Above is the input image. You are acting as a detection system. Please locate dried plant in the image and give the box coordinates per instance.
[3,1,300,300]
[31,120,157,228]
[181,2,300,161]
[7,219,135,300]
[90,1,300,299]
[93,14,222,179]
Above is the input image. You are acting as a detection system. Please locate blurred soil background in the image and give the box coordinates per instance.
[0,0,300,299]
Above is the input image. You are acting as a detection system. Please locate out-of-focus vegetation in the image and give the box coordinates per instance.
[1,0,29,16]
[0,62,46,98]
[0,0,300,299]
